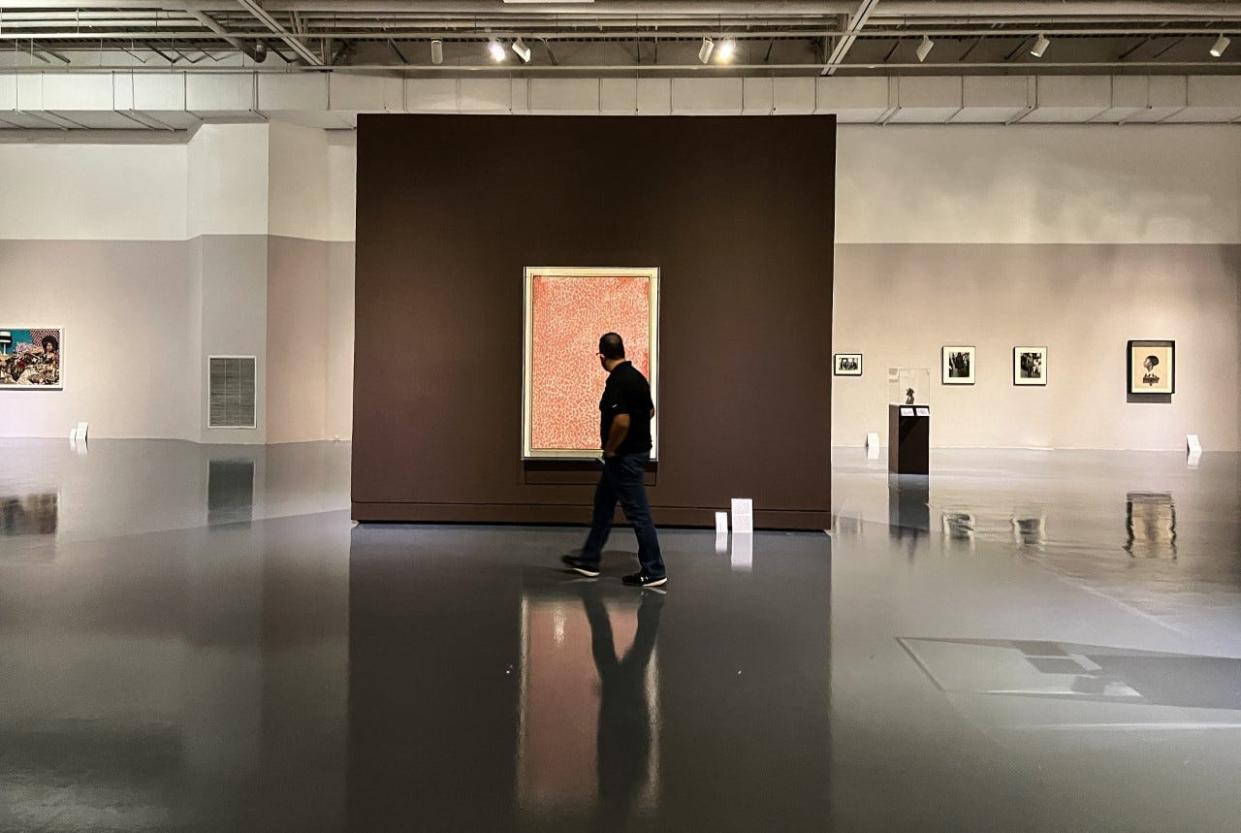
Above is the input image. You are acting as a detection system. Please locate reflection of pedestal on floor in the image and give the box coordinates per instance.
[714,510,729,554]
[888,475,930,541]
[69,421,90,454]
[730,533,753,572]
[888,405,929,475]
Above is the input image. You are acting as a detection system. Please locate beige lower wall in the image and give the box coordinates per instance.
[0,235,353,443]
[0,239,198,440]
[833,243,1241,451]
[266,236,355,444]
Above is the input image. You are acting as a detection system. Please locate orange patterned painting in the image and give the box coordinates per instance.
[523,267,659,459]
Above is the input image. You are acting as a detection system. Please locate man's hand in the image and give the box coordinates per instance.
[602,413,630,461]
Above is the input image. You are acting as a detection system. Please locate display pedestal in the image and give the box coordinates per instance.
[888,404,930,475]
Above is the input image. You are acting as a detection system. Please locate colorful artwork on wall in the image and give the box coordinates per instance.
[523,267,659,459]
[0,327,63,390]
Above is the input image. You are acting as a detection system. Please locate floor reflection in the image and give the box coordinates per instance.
[0,492,58,536]
[519,585,662,828]
[900,637,1241,714]
[1125,492,1177,559]
[207,459,255,526]
[347,524,832,832]
[887,475,929,556]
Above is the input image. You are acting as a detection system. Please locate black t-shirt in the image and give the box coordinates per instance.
[599,361,654,456]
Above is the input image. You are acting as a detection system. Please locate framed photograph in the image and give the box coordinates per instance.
[941,346,975,385]
[833,353,863,376]
[1128,340,1174,395]
[1013,346,1048,386]
[0,327,63,390]
[522,267,659,460]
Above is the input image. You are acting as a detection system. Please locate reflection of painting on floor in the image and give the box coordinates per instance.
[518,594,660,821]
[523,268,658,459]
[1125,492,1177,558]
[0,327,62,389]
[0,493,59,536]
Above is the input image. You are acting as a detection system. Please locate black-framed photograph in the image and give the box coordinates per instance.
[833,353,862,376]
[941,346,975,385]
[1127,340,1174,395]
[1013,346,1047,386]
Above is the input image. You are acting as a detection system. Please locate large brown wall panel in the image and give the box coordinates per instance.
[352,115,835,529]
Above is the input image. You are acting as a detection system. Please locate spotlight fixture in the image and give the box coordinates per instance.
[511,38,532,63]
[916,35,934,63]
[698,37,715,64]
[487,39,507,62]
[431,39,443,65]
[1210,34,1231,58]
[716,37,737,63]
[1030,33,1050,58]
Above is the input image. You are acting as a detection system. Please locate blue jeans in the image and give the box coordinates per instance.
[581,453,666,578]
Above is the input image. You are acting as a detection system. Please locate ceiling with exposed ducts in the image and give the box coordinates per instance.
[4,2,1241,129]
[1,1,1240,75]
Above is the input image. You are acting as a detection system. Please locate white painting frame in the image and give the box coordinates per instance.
[941,345,976,385]
[521,266,660,461]
[1013,346,1048,387]
[0,326,64,391]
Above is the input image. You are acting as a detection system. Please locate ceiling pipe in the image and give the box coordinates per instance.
[6,27,1237,42]
[5,1,1241,17]
[3,58,1237,73]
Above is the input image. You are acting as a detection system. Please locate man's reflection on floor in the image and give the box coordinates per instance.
[580,584,663,829]
[517,583,662,828]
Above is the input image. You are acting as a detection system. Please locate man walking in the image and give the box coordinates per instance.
[562,332,668,588]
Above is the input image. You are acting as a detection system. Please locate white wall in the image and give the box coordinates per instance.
[1,120,1237,450]
[265,123,356,444]
[0,135,186,241]
[187,124,269,238]
[836,126,1241,245]
[834,125,1241,451]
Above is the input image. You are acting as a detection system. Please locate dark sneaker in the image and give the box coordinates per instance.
[561,554,601,578]
[622,572,668,588]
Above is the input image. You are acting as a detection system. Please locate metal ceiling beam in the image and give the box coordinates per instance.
[4,58,1236,73]
[233,0,322,64]
[182,5,260,59]
[822,0,881,76]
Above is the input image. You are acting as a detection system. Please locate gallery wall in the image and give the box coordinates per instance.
[2,120,1238,452]
[350,115,836,530]
[0,124,356,444]
[834,125,1241,451]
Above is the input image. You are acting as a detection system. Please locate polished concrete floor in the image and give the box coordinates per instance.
[1,439,1239,832]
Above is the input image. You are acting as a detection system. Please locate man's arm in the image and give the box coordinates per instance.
[602,413,631,459]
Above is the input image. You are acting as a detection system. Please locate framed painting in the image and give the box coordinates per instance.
[833,353,863,377]
[1128,340,1174,395]
[522,267,659,460]
[1013,346,1047,386]
[0,327,63,390]
[941,345,975,385]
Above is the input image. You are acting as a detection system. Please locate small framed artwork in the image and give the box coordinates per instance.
[1013,346,1048,386]
[1128,340,1174,395]
[0,327,63,390]
[833,353,862,376]
[941,346,975,385]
